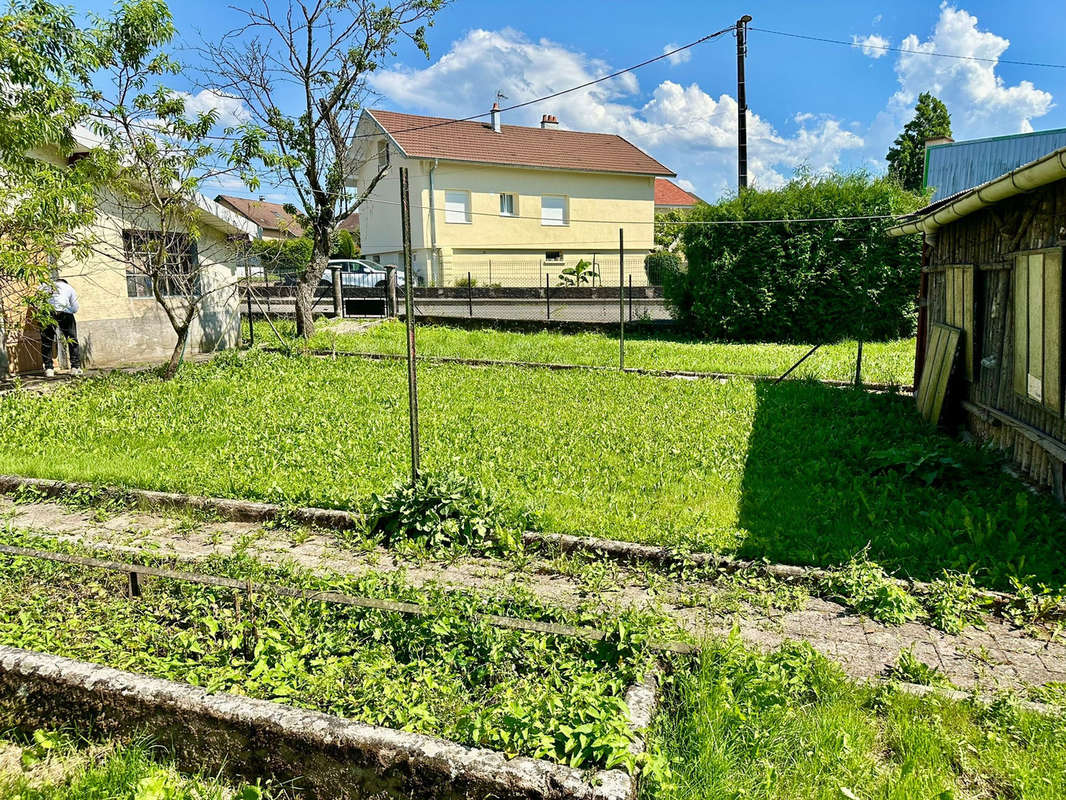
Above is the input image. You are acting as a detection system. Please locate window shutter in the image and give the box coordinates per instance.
[541,196,566,226]
[444,191,469,224]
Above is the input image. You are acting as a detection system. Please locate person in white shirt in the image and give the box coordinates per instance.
[41,278,82,377]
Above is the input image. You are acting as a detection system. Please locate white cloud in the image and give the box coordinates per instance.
[175,89,250,127]
[889,4,1053,136]
[662,43,691,66]
[852,34,890,59]
[872,14,883,25]
[370,29,864,199]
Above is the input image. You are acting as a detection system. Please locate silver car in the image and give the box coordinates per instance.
[326,259,409,287]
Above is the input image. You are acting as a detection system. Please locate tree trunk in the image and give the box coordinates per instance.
[163,324,190,380]
[295,248,330,340]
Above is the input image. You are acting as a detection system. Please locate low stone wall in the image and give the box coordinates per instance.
[0,645,642,800]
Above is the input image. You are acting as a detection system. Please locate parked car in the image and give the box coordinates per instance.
[280,259,412,288]
[327,259,411,288]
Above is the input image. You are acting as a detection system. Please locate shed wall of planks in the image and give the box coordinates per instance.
[923,177,1066,498]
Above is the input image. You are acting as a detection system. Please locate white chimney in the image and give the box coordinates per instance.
[540,114,559,129]
[490,102,501,133]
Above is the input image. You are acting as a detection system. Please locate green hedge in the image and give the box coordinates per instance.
[666,172,924,343]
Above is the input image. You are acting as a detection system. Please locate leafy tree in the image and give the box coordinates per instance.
[668,171,924,343]
[333,229,359,259]
[0,0,105,374]
[654,208,690,251]
[886,92,951,193]
[88,0,261,379]
[210,0,449,339]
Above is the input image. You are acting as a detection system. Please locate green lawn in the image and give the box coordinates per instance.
[0,731,261,799]
[258,319,917,386]
[2,350,1063,589]
[649,637,1066,800]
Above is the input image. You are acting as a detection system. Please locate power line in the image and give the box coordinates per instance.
[749,26,1066,69]
[349,26,737,140]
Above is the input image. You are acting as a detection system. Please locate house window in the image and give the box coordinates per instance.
[541,195,567,226]
[499,193,516,216]
[377,140,388,170]
[444,190,471,224]
[122,230,198,298]
[544,251,564,263]
[1013,248,1062,415]
[943,265,975,381]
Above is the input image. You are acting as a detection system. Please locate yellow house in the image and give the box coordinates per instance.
[6,137,257,373]
[351,108,675,287]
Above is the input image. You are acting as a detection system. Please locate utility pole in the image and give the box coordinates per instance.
[736,14,752,192]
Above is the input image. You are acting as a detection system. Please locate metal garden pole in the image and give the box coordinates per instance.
[245,259,254,347]
[400,167,420,483]
[628,274,633,322]
[468,271,473,317]
[618,229,625,370]
[546,273,551,320]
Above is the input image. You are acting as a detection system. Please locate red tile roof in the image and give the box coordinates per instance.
[654,178,701,207]
[337,212,360,232]
[215,195,304,236]
[367,109,675,177]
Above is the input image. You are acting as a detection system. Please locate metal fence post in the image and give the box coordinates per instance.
[618,229,625,370]
[400,167,420,484]
[468,271,473,317]
[488,259,492,285]
[854,340,864,387]
[387,266,398,318]
[628,274,633,322]
[545,273,551,320]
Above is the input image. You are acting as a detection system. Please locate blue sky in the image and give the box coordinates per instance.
[77,0,1065,202]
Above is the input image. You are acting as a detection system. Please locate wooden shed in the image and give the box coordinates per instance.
[889,146,1066,501]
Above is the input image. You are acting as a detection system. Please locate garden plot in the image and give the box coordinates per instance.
[0,550,659,798]
[2,351,1064,591]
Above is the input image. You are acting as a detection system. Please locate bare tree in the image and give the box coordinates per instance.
[209,0,448,338]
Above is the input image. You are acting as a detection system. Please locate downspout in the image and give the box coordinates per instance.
[428,159,439,285]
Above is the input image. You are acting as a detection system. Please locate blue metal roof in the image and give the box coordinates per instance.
[923,128,1066,201]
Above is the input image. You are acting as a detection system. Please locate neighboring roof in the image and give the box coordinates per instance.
[654,178,701,207]
[889,145,1066,237]
[365,109,675,177]
[924,127,1066,201]
[215,195,304,236]
[337,212,360,232]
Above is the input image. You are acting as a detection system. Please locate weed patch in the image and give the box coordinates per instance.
[821,552,923,625]
[0,545,656,774]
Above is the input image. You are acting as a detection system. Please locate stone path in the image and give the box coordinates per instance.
[2,496,1064,695]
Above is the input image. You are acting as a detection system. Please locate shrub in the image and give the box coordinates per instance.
[822,551,924,625]
[454,275,477,288]
[644,250,682,286]
[668,171,924,343]
[249,237,313,282]
[368,471,523,553]
[332,228,359,259]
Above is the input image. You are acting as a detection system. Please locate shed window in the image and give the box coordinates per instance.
[541,195,567,226]
[944,266,975,380]
[1013,249,1062,415]
[122,230,199,298]
[444,190,471,224]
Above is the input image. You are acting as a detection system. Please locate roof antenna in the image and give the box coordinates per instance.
[496,90,508,104]
[491,91,507,133]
